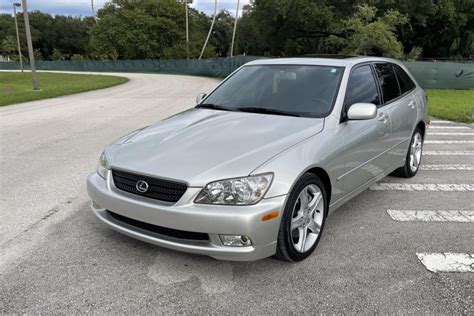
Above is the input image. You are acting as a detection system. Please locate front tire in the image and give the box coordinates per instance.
[392,127,424,178]
[275,173,327,262]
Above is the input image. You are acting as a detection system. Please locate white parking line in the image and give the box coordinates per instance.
[425,140,474,144]
[387,210,474,222]
[370,183,474,192]
[420,164,474,171]
[417,253,474,273]
[428,126,470,129]
[430,120,453,124]
[424,151,474,156]
[427,132,474,136]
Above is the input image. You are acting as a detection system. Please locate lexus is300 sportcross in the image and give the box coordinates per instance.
[87,57,427,262]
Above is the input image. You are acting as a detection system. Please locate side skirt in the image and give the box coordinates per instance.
[328,161,404,215]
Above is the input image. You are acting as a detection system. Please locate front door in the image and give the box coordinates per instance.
[339,64,393,196]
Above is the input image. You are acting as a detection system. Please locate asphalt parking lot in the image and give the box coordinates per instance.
[1,73,472,313]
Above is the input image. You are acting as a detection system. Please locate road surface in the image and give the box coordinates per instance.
[1,72,472,313]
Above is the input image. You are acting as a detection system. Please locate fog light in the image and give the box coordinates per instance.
[219,234,252,247]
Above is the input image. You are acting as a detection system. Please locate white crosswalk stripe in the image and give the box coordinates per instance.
[370,183,474,192]
[428,126,470,129]
[417,253,474,273]
[425,140,474,144]
[387,210,474,222]
[430,120,453,124]
[424,151,474,156]
[392,120,474,274]
[420,164,473,170]
[427,132,474,136]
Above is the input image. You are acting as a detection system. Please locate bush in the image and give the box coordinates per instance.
[70,54,86,61]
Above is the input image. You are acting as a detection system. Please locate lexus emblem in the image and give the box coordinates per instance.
[136,180,149,193]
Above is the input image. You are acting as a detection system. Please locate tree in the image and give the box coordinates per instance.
[91,0,186,59]
[237,0,337,56]
[344,0,474,58]
[0,12,95,60]
[70,54,86,61]
[210,10,234,57]
[52,48,65,60]
[1,0,473,60]
[327,4,408,58]
[2,35,17,59]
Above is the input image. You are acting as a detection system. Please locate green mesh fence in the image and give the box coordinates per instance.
[1,57,473,89]
[403,61,474,89]
[0,56,261,78]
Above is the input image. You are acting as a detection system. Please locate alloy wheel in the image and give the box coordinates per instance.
[409,132,423,173]
[290,184,324,253]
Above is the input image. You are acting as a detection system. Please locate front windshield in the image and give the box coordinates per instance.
[201,65,344,117]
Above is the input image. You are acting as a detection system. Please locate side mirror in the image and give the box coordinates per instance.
[347,103,377,120]
[196,93,207,104]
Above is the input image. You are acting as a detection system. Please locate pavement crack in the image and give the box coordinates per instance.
[2,196,77,247]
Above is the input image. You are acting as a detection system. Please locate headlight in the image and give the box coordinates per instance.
[195,173,273,205]
[97,150,109,179]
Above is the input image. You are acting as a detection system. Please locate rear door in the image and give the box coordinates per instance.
[374,63,418,165]
[339,64,392,196]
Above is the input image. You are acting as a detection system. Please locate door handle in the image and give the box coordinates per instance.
[408,100,416,108]
[378,113,387,122]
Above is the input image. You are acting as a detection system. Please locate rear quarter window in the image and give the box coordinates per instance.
[394,64,416,94]
[374,63,401,103]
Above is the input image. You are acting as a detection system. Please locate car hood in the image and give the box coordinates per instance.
[107,109,324,186]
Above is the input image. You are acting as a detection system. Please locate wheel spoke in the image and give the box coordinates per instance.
[296,227,307,252]
[307,219,320,234]
[291,214,305,230]
[309,193,322,216]
[300,189,309,210]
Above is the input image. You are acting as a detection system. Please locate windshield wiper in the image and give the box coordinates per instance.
[196,103,233,112]
[236,107,302,117]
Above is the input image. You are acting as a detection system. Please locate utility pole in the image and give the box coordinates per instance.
[185,0,189,59]
[91,0,97,21]
[13,3,24,72]
[230,0,240,57]
[21,0,39,90]
[199,0,217,60]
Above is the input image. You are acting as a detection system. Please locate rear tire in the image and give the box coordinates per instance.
[274,173,327,262]
[392,127,423,178]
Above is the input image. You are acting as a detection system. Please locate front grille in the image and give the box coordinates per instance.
[106,211,209,241]
[112,169,187,203]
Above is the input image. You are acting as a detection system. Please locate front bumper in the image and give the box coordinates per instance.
[87,171,286,261]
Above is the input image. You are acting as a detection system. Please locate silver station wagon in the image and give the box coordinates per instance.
[87,57,427,262]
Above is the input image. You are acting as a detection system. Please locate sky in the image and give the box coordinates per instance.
[0,0,251,17]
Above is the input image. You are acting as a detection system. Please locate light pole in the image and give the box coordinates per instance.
[21,0,39,90]
[13,3,23,72]
[230,0,240,57]
[199,0,217,60]
[184,0,189,59]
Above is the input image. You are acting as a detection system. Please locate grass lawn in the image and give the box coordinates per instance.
[426,89,474,123]
[0,72,128,106]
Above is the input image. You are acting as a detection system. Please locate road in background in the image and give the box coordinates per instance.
[1,73,472,313]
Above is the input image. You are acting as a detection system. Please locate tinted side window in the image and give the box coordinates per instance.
[344,65,380,111]
[394,64,416,94]
[374,63,401,103]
